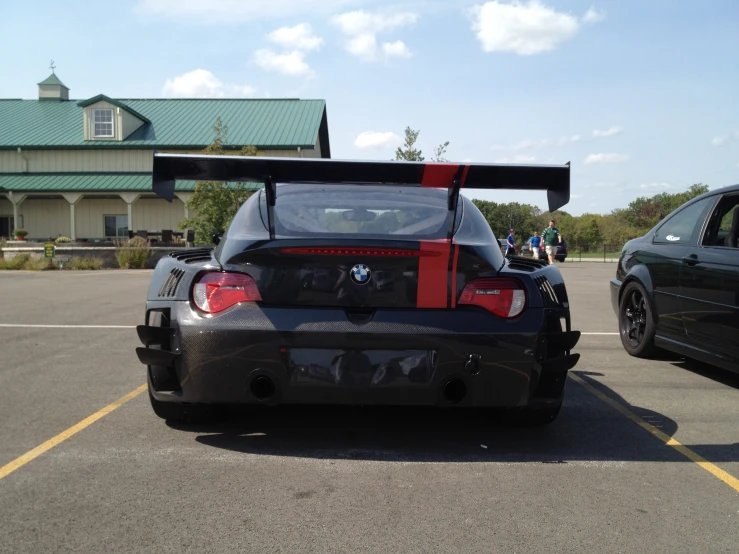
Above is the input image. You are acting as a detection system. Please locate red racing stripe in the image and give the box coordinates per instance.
[450,244,460,308]
[420,164,460,188]
[460,164,470,187]
[417,241,452,308]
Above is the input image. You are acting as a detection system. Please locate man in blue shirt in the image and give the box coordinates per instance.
[506,229,516,258]
[528,231,541,259]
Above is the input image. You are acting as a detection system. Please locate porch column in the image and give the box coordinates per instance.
[118,193,141,235]
[61,193,84,241]
[7,192,27,235]
[175,192,193,220]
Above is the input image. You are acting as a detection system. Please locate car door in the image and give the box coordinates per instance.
[648,195,717,340]
[679,193,739,367]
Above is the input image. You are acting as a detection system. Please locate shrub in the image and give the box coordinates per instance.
[13,229,28,238]
[0,254,30,270]
[67,257,105,270]
[0,237,6,250]
[114,238,150,269]
[24,257,54,271]
[55,236,72,244]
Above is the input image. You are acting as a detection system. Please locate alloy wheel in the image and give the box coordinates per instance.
[621,290,647,347]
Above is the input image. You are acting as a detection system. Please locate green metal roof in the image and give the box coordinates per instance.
[0,97,330,154]
[0,173,263,193]
[37,73,68,87]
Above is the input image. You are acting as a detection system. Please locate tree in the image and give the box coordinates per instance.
[179,117,258,244]
[395,126,451,164]
[395,126,424,161]
[432,141,450,162]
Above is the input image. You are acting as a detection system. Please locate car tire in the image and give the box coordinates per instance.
[148,390,215,424]
[618,281,658,358]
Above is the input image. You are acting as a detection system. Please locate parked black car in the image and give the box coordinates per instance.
[136,153,580,425]
[554,238,568,262]
[610,184,739,373]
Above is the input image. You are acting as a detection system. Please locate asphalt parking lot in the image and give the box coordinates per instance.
[1,264,737,553]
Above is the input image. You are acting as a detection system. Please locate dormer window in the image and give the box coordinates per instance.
[93,108,114,137]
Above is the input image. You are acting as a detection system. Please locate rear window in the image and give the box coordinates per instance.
[259,184,459,239]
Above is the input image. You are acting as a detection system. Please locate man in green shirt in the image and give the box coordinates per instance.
[542,219,563,264]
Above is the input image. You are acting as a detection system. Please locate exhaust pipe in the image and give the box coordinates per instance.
[442,379,467,404]
[250,376,276,400]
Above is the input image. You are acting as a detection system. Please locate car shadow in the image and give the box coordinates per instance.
[670,358,739,390]
[166,371,739,465]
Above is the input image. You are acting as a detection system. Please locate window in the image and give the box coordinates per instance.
[93,108,114,137]
[701,194,739,248]
[248,184,460,240]
[653,196,716,245]
[104,215,128,237]
[0,216,13,239]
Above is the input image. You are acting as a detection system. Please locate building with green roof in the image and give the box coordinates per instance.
[0,72,331,241]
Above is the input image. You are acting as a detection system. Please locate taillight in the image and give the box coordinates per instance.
[192,272,262,314]
[458,278,526,318]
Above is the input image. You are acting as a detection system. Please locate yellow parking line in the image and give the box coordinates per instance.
[0,384,147,481]
[570,373,739,494]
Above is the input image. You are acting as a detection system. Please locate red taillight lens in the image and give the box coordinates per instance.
[458,278,526,318]
[280,247,440,257]
[192,272,262,314]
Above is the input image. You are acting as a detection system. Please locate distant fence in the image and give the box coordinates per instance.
[515,243,623,262]
[567,244,623,262]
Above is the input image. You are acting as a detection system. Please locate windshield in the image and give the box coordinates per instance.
[257,184,460,239]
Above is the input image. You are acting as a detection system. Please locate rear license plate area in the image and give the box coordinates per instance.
[287,349,437,387]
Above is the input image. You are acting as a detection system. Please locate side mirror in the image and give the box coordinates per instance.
[212,231,224,245]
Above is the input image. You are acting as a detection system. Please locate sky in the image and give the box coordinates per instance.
[1,0,738,215]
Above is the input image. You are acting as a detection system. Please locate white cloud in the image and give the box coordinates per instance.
[332,11,418,61]
[469,0,583,55]
[135,0,353,23]
[571,193,583,199]
[712,135,728,146]
[162,69,256,98]
[584,153,630,164]
[253,49,314,77]
[513,138,550,151]
[495,154,537,163]
[268,23,323,51]
[640,182,671,189]
[582,7,606,23]
[354,131,401,149]
[492,136,579,151]
[461,158,473,163]
[382,40,412,58]
[593,125,623,137]
[557,134,581,145]
[589,182,617,188]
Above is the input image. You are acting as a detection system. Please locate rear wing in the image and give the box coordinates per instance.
[152,152,570,240]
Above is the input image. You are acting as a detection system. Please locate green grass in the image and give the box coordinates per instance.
[66,257,105,270]
[114,238,150,269]
[0,254,54,270]
[0,254,104,270]
[0,254,31,270]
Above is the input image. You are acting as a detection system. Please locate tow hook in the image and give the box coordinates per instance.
[465,353,481,374]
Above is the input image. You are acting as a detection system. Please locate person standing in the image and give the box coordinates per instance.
[542,220,562,264]
[506,228,516,258]
[529,231,541,259]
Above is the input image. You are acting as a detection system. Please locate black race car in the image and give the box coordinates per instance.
[136,154,581,425]
[611,184,739,373]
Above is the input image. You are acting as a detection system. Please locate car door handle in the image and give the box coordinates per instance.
[682,254,699,266]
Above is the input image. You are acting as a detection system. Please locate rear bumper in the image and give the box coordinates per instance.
[610,279,621,316]
[137,302,580,409]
